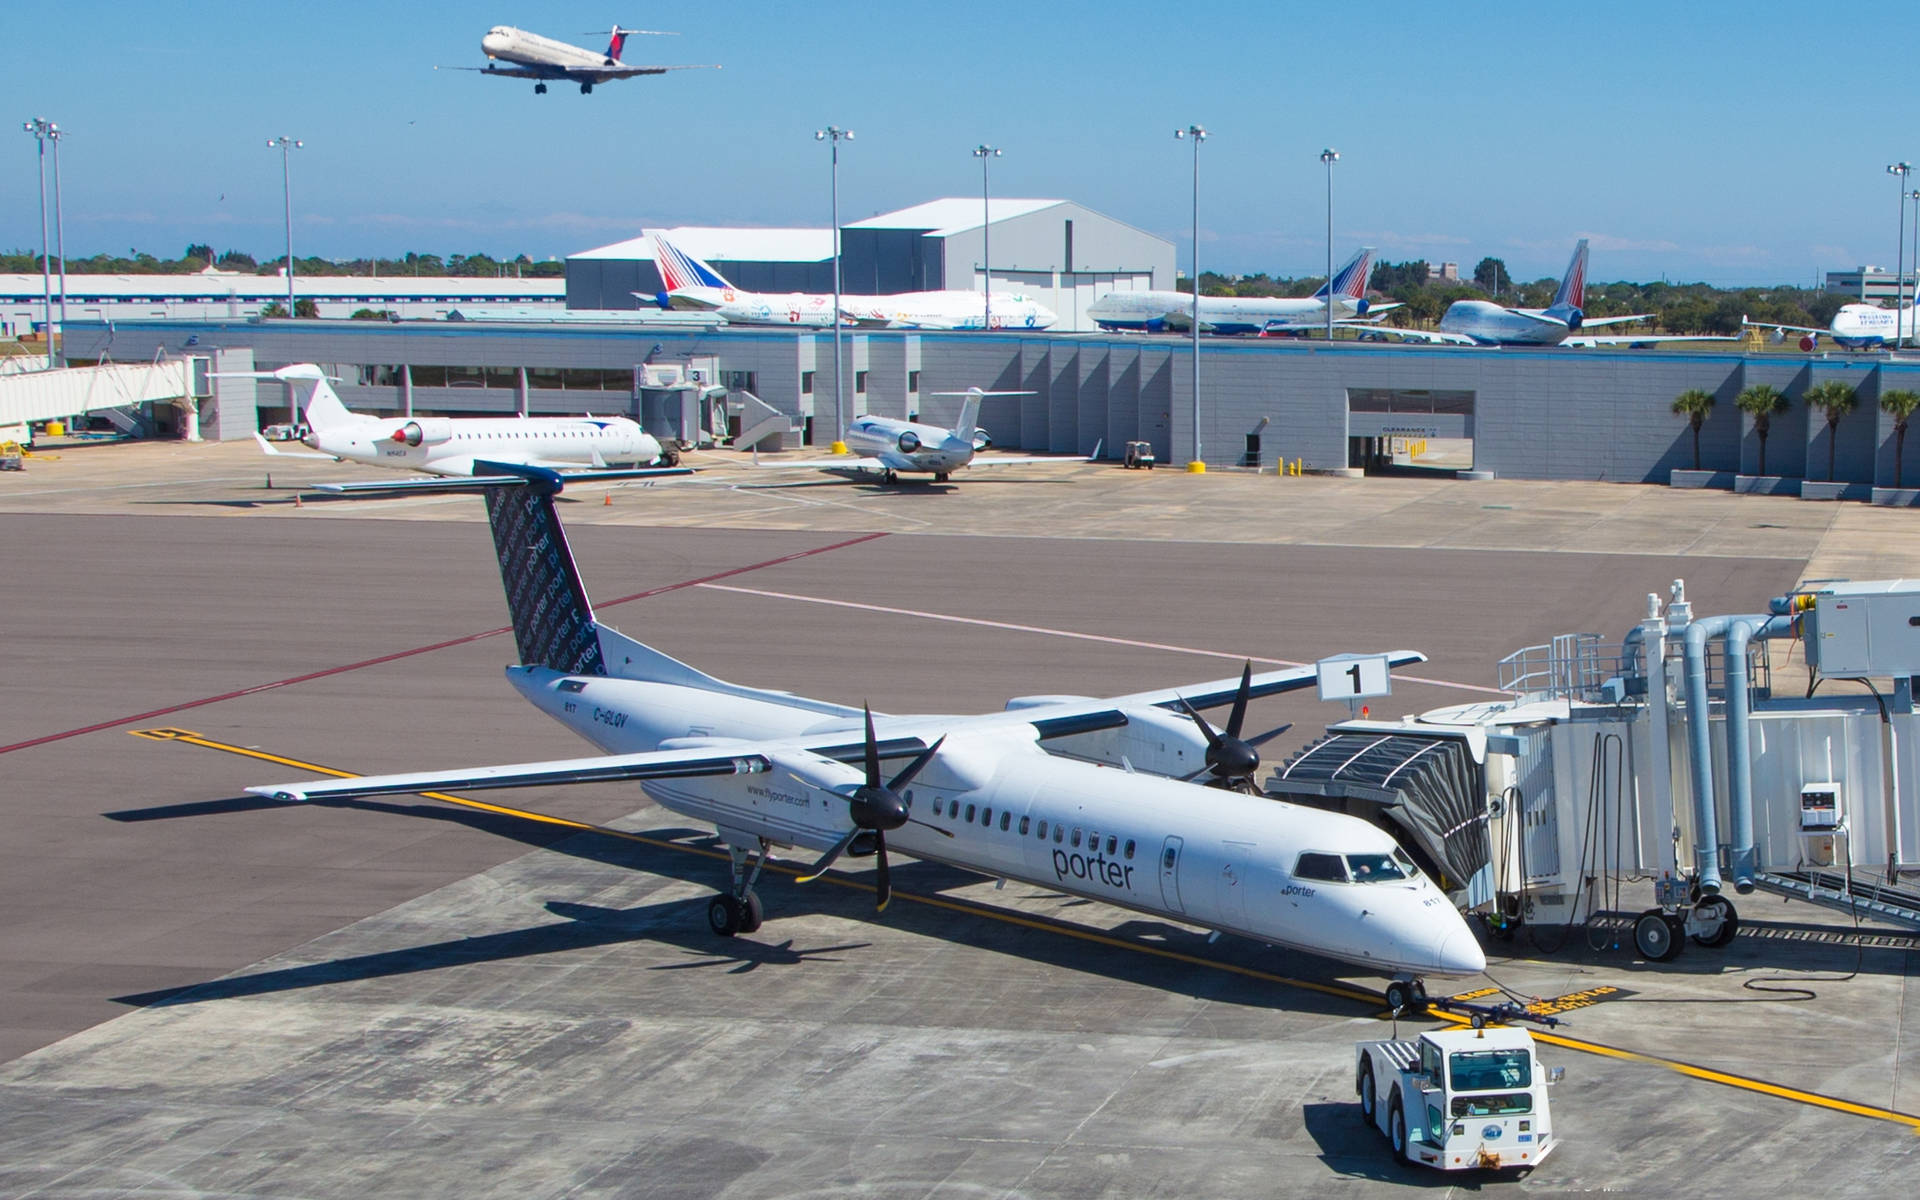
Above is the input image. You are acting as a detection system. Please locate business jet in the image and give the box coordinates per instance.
[247,465,1484,1011]
[755,388,1099,483]
[1742,302,1916,351]
[452,26,718,94]
[245,364,681,490]
[647,234,1058,331]
[1361,240,1732,348]
[1087,247,1394,336]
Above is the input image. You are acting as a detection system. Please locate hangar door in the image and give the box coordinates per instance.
[1346,388,1475,475]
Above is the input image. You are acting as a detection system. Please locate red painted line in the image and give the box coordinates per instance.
[0,531,891,757]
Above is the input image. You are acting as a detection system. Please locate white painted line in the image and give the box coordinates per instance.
[696,582,1507,696]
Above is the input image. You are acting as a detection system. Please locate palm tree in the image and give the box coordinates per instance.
[1672,388,1716,470]
[1803,379,1859,482]
[1735,384,1790,476]
[1882,389,1920,489]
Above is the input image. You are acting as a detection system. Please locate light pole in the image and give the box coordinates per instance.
[973,144,1000,331]
[48,122,66,327]
[1321,148,1340,341]
[268,136,303,319]
[815,125,852,451]
[1890,162,1912,346]
[1175,124,1206,471]
[1910,189,1920,347]
[22,118,53,345]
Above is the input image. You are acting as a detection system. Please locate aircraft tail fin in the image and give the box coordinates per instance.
[953,388,984,441]
[650,232,733,292]
[1551,238,1589,312]
[295,369,355,432]
[606,26,627,61]
[1311,247,1373,301]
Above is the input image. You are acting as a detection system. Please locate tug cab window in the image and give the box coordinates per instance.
[1294,852,1348,882]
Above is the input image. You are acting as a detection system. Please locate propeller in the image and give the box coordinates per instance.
[1175,661,1292,792]
[793,706,948,910]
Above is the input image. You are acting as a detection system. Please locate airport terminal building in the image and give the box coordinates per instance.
[57,317,1920,496]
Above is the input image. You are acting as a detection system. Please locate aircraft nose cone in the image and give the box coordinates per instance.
[1435,927,1486,976]
[481,32,509,53]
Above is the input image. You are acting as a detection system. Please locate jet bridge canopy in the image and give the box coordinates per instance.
[1266,730,1491,903]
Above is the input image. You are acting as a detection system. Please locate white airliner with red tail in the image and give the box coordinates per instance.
[247,465,1486,1011]
[453,25,718,94]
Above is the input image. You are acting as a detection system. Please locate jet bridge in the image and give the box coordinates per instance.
[1284,579,1920,963]
[0,356,206,441]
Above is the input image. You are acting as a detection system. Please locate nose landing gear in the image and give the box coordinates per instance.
[1383,977,1429,1016]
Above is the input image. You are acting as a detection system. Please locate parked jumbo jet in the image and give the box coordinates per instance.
[1087,247,1396,335]
[251,465,1483,1012]
[1361,240,1733,348]
[450,25,718,94]
[1743,302,1918,351]
[646,234,1057,331]
[246,364,682,490]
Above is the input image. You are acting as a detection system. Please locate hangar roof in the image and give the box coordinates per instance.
[571,227,834,263]
[846,198,1065,236]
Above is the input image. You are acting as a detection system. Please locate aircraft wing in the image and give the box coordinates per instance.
[252,433,338,460]
[1558,334,1741,348]
[1302,324,1478,345]
[1742,317,1826,337]
[314,466,693,494]
[747,455,891,474]
[1005,652,1428,739]
[571,63,719,81]
[963,447,1103,469]
[1573,313,1655,330]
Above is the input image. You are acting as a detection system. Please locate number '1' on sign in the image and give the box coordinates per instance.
[1315,653,1393,702]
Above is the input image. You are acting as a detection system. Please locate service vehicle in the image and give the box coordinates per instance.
[1123,439,1156,469]
[1356,1023,1561,1172]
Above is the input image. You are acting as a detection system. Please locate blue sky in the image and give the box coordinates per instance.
[5,0,1917,285]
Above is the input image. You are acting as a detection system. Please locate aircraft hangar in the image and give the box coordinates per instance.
[562,199,1178,333]
[56,318,1920,495]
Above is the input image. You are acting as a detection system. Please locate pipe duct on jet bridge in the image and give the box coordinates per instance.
[1677,612,1796,894]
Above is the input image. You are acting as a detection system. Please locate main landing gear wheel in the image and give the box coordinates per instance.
[1633,908,1684,961]
[708,895,744,937]
[534,83,547,94]
[1688,895,1739,948]
[740,889,764,934]
[580,82,593,94]
[934,472,950,482]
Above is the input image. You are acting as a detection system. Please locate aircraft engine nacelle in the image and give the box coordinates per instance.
[1033,704,1206,779]
[392,418,454,447]
[1352,297,1371,316]
[1769,327,1787,344]
[898,430,921,453]
[1144,317,1167,334]
[1563,307,1584,331]
[651,291,673,311]
[1800,333,1819,352]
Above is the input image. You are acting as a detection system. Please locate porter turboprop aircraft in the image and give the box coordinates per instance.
[647,234,1058,331]
[247,364,678,488]
[1086,247,1397,335]
[758,389,1099,483]
[1361,240,1732,348]
[1742,303,1917,351]
[248,465,1485,1009]
[451,26,718,94]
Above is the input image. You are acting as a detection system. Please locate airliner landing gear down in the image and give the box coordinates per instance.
[534,83,547,94]
[709,840,769,937]
[580,82,594,94]
[1383,977,1428,1016]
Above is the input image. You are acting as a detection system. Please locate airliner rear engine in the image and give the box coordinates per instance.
[392,419,455,447]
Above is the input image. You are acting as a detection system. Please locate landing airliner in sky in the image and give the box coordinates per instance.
[758,388,1099,483]
[247,364,680,489]
[1743,302,1917,350]
[1363,240,1732,347]
[647,234,1058,331]
[249,466,1484,1007]
[1087,247,1396,335]
[452,25,718,94]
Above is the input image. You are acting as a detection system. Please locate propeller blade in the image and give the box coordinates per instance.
[907,817,955,838]
[1180,763,1213,782]
[1246,723,1293,748]
[874,831,892,912]
[1225,661,1253,739]
[1174,695,1225,750]
[862,704,881,789]
[796,828,861,884]
[885,735,946,792]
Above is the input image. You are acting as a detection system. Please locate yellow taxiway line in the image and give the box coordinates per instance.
[138,726,1920,1134]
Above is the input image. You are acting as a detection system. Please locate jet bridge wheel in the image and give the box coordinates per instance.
[1688,895,1738,948]
[1633,908,1684,962]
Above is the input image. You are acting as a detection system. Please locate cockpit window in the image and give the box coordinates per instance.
[1346,852,1410,883]
[1392,847,1420,877]
[1294,852,1348,882]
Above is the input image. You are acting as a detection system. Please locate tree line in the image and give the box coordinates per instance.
[0,245,565,278]
[1182,255,1849,336]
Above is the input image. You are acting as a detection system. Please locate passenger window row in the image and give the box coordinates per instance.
[924,795,1136,858]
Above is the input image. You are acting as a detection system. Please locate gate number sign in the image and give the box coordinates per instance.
[1315,653,1392,702]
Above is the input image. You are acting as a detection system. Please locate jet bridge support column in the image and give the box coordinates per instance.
[516,367,529,418]
[1636,591,1681,886]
